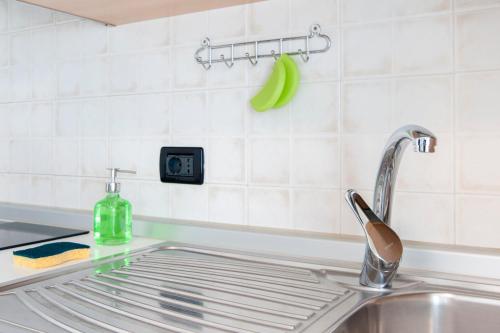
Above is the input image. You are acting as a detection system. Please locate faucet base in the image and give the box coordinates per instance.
[359,248,400,289]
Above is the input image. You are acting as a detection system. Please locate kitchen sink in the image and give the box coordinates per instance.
[331,291,500,333]
[0,242,499,332]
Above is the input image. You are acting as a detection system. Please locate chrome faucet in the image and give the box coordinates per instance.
[373,125,437,227]
[346,125,437,289]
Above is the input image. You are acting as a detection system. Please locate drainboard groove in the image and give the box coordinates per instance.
[133,261,320,284]
[0,317,48,333]
[81,277,299,330]
[129,262,335,293]
[137,258,317,281]
[52,284,197,333]
[144,253,313,276]
[96,273,312,320]
[113,269,324,310]
[62,282,263,333]
[17,291,84,333]
[122,266,337,301]
[36,288,131,333]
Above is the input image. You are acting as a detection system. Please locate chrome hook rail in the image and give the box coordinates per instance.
[194,24,331,70]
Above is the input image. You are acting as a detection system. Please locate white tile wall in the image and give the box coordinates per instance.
[292,189,340,233]
[455,7,500,71]
[248,187,291,229]
[250,138,289,185]
[208,185,246,225]
[456,194,500,248]
[1,0,500,249]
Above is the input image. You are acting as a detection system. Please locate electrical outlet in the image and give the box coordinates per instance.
[159,147,204,185]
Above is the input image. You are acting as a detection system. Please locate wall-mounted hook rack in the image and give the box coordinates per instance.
[194,24,331,70]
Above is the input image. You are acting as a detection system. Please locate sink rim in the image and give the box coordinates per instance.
[327,288,500,333]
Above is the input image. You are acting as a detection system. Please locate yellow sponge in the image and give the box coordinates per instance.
[13,242,90,269]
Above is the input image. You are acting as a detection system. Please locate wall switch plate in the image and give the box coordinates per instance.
[159,147,204,185]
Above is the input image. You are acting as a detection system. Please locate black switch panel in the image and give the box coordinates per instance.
[160,147,204,185]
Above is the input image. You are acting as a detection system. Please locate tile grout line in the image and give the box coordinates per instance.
[451,0,458,246]
[337,0,345,235]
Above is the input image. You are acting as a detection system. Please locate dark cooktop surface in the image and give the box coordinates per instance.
[0,222,88,251]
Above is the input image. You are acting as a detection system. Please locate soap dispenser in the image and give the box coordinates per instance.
[94,168,136,245]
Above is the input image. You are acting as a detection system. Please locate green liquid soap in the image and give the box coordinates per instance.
[93,168,136,245]
[94,193,132,245]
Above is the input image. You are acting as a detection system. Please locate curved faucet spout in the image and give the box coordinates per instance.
[373,125,437,226]
[348,125,437,288]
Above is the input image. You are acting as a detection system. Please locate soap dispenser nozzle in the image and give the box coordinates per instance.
[106,168,136,194]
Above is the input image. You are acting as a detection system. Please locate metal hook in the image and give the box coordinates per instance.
[298,31,311,63]
[199,59,212,70]
[298,49,310,62]
[220,55,234,68]
[270,50,279,61]
[245,52,258,66]
[195,37,212,70]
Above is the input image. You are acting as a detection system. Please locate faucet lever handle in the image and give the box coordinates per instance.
[345,190,403,265]
[345,190,380,227]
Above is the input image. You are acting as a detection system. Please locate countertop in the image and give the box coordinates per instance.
[1,202,500,282]
[0,233,164,288]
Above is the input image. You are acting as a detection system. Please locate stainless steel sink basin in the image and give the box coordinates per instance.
[0,242,499,332]
[332,291,500,333]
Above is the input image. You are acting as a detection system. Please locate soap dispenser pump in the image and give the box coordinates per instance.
[94,168,136,245]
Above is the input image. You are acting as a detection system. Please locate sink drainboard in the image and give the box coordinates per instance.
[0,246,356,333]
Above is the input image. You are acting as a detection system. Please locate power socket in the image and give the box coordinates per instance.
[159,147,204,185]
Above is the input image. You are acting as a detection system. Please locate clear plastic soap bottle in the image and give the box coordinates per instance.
[94,168,136,245]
